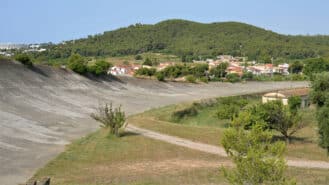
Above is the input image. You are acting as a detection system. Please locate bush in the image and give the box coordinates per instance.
[199,76,209,83]
[135,67,156,77]
[15,54,33,66]
[143,58,153,66]
[135,55,143,60]
[288,96,302,114]
[226,73,241,83]
[91,103,126,137]
[241,71,253,80]
[171,106,198,121]
[217,104,240,120]
[156,71,165,81]
[68,54,87,74]
[192,63,209,78]
[185,75,196,83]
[219,96,249,107]
[87,60,112,75]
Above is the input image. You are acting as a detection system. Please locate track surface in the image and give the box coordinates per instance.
[0,61,308,185]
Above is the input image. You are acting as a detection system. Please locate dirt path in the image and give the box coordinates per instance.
[127,125,329,170]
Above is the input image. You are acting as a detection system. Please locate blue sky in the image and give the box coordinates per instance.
[1,0,329,43]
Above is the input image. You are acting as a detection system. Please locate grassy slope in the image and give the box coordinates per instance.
[32,129,329,185]
[129,98,329,162]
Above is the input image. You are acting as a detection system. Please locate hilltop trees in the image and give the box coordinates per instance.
[311,72,329,153]
[222,111,295,185]
[37,20,329,62]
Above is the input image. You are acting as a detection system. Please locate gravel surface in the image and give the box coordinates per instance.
[0,61,309,185]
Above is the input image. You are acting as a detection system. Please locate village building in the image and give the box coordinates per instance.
[262,88,310,108]
[108,64,141,76]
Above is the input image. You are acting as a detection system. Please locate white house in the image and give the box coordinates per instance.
[262,88,310,108]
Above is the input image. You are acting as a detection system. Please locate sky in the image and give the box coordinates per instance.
[1,0,329,44]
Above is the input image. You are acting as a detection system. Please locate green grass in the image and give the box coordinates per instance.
[130,96,329,162]
[31,129,225,185]
[31,128,329,185]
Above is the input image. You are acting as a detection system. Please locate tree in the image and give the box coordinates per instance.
[87,60,112,75]
[288,61,303,74]
[288,96,302,115]
[222,111,294,185]
[303,58,329,78]
[210,62,228,78]
[226,73,241,83]
[68,54,87,74]
[15,53,33,67]
[251,101,304,143]
[311,72,329,153]
[91,103,126,137]
[192,63,209,78]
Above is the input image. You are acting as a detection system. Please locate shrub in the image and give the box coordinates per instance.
[217,104,240,120]
[68,54,87,74]
[135,67,156,77]
[156,71,165,81]
[185,75,196,83]
[219,96,249,107]
[210,62,228,78]
[241,71,253,80]
[135,55,143,60]
[192,63,209,78]
[91,103,126,137]
[171,106,198,121]
[288,96,302,114]
[87,60,112,75]
[226,73,241,83]
[15,54,33,66]
[199,76,209,83]
[143,58,153,66]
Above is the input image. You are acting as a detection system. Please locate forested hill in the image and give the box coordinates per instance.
[43,19,329,60]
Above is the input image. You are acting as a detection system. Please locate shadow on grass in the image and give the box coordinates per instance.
[272,135,313,144]
[120,131,140,137]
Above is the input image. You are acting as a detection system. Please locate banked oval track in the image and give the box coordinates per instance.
[0,60,310,185]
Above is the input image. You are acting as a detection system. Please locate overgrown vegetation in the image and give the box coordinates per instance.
[67,53,112,76]
[90,103,126,137]
[222,112,295,185]
[247,101,305,143]
[15,53,33,67]
[311,72,329,153]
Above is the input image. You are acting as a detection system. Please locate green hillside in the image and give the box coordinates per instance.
[41,19,329,61]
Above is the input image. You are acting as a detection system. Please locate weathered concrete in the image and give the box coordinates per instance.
[0,61,308,185]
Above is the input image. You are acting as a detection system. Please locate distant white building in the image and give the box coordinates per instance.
[262,88,310,108]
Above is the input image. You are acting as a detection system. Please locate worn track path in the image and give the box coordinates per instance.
[0,61,310,185]
[127,125,329,169]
